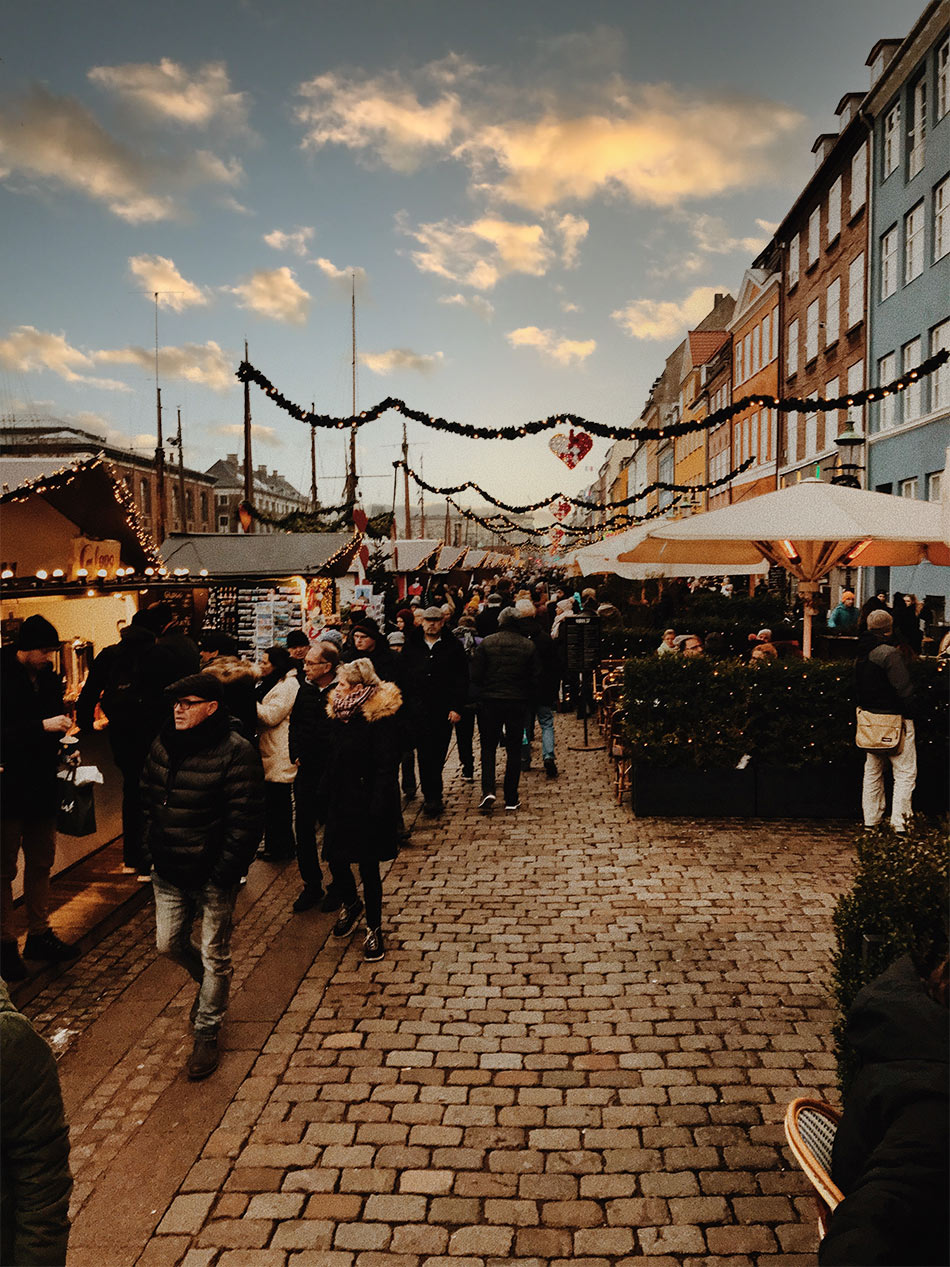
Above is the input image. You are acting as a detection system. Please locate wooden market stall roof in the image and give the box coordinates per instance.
[391,539,441,572]
[161,532,360,579]
[434,545,468,572]
[0,454,159,571]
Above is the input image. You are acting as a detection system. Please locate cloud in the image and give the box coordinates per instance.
[506,326,596,365]
[129,255,208,310]
[359,348,443,375]
[0,86,243,221]
[88,59,249,131]
[685,212,770,257]
[210,422,282,446]
[438,293,495,321]
[400,213,582,291]
[560,300,581,314]
[313,257,369,291]
[0,326,129,390]
[97,340,234,391]
[264,226,314,256]
[228,267,311,324]
[612,284,728,341]
[295,56,472,171]
[295,59,803,212]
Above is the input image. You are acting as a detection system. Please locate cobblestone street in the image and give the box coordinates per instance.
[25,714,855,1266]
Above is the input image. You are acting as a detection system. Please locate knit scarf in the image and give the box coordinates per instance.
[333,682,377,722]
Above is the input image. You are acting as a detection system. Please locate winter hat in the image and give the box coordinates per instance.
[319,628,344,648]
[498,607,520,628]
[353,617,382,641]
[199,629,238,656]
[286,629,310,649]
[15,614,61,650]
[387,631,405,647]
[422,606,444,619]
[166,672,223,702]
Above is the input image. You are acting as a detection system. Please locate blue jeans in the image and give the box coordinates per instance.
[152,872,239,1035]
[523,705,555,762]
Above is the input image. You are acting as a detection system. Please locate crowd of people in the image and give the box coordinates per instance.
[0,576,594,1081]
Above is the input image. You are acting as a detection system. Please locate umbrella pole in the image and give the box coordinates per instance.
[800,582,818,659]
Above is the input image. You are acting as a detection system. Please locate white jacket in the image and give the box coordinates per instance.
[256,671,299,782]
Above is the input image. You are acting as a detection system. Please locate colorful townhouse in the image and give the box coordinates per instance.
[725,269,781,503]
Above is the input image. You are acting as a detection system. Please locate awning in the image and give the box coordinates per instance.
[161,532,360,578]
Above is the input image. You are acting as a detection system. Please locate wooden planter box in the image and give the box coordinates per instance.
[754,763,861,819]
[630,764,756,817]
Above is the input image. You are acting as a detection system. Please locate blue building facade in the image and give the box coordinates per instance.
[865,4,950,612]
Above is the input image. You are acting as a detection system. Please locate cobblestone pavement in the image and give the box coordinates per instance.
[29,714,856,1266]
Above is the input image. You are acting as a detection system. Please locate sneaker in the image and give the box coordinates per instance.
[479,793,495,815]
[544,758,559,779]
[363,927,385,962]
[23,930,79,962]
[333,900,364,938]
[321,888,344,914]
[461,769,475,783]
[258,850,294,863]
[292,885,324,913]
[402,786,417,801]
[0,940,27,982]
[422,801,444,818]
[187,1034,219,1080]
[505,801,521,812]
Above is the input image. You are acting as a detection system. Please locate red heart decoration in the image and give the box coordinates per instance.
[549,526,564,546]
[553,499,572,521]
[549,429,593,469]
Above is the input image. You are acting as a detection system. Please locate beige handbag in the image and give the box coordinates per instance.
[855,707,904,751]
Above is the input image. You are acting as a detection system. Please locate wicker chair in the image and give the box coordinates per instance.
[783,1097,845,1239]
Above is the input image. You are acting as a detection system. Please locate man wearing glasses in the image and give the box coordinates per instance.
[141,674,264,1080]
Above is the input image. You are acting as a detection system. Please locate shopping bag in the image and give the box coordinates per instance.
[57,769,97,836]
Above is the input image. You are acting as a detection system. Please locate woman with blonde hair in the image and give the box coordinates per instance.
[319,658,402,961]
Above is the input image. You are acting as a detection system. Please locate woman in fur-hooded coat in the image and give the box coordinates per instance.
[319,659,402,937]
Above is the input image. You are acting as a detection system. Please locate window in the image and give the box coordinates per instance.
[826,376,840,434]
[808,207,821,264]
[762,311,772,363]
[847,253,864,328]
[878,352,897,428]
[903,338,922,421]
[805,299,820,363]
[825,277,840,345]
[787,318,799,377]
[850,143,867,216]
[786,415,798,466]
[140,477,151,515]
[805,397,818,457]
[745,332,753,379]
[200,491,208,522]
[899,477,918,499]
[752,324,760,375]
[827,177,841,242]
[908,78,926,179]
[735,337,744,384]
[935,177,949,262]
[788,234,800,288]
[939,38,949,120]
[931,320,950,409]
[218,514,229,529]
[880,227,898,299]
[883,102,900,178]
[928,471,943,502]
[848,359,864,398]
[904,202,925,283]
[185,490,194,524]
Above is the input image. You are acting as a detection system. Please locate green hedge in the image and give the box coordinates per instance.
[831,820,949,1096]
[623,654,948,771]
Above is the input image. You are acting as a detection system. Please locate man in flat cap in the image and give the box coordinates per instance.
[140,673,265,1080]
[400,607,468,817]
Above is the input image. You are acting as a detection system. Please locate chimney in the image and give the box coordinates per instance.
[226,453,238,465]
[256,464,267,478]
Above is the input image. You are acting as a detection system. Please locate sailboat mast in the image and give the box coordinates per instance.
[345,273,358,507]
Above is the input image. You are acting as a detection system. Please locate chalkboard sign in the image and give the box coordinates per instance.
[564,614,601,672]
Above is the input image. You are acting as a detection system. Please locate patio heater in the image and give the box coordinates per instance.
[832,423,866,591]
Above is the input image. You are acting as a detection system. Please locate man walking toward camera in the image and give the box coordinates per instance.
[141,674,264,1080]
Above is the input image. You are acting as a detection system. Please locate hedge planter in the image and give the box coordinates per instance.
[755,763,861,819]
[631,763,756,818]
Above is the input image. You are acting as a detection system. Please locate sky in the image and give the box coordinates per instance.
[0,0,928,520]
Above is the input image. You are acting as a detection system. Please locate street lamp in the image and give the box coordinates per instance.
[831,422,866,489]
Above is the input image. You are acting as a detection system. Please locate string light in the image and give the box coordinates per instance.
[235,349,948,443]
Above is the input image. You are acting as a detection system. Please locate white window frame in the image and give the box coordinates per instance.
[904,202,925,283]
[808,207,821,265]
[826,377,840,440]
[745,332,753,380]
[787,318,799,377]
[786,413,798,466]
[769,307,777,361]
[939,38,949,121]
[931,320,950,410]
[927,471,943,503]
[805,396,818,458]
[805,299,820,364]
[899,477,917,499]
[850,143,867,216]
[751,324,760,376]
[880,227,898,300]
[827,177,841,243]
[902,338,922,422]
[883,102,900,178]
[847,253,864,328]
[788,234,800,288]
[735,337,745,385]
[908,78,926,180]
[878,352,897,428]
[935,177,949,262]
[825,277,840,346]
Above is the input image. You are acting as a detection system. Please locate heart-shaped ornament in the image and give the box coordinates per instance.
[549,429,593,470]
[549,525,565,546]
[553,499,573,521]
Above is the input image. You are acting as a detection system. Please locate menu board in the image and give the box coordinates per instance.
[564,614,602,673]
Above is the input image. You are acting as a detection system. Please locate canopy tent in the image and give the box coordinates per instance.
[161,532,359,578]
[566,523,768,580]
[618,479,950,655]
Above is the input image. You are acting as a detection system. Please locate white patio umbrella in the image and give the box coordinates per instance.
[566,523,768,580]
[618,478,950,656]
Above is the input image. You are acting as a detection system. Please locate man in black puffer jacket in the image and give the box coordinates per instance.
[141,673,264,1081]
[471,607,541,814]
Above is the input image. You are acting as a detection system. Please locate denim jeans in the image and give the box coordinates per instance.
[152,872,239,1035]
[523,705,555,762]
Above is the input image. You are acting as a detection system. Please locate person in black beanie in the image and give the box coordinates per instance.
[1,615,78,982]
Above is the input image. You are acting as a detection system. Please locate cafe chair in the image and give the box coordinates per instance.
[783,1097,844,1239]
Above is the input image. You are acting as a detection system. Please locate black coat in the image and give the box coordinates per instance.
[821,956,949,1266]
[288,678,333,770]
[319,681,403,864]
[140,709,265,890]
[400,631,469,723]
[518,617,560,706]
[0,648,65,820]
[855,634,916,718]
[76,624,177,756]
[470,628,542,703]
[201,656,259,744]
